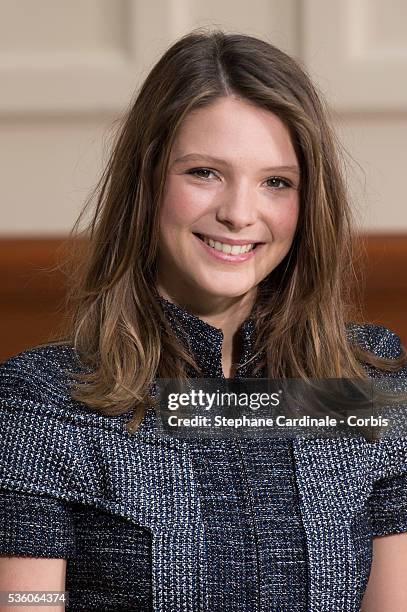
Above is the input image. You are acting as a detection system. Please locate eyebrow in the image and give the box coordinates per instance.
[172,153,300,175]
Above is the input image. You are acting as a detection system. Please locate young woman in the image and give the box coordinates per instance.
[0,28,407,612]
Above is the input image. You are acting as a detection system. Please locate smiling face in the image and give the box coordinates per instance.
[155,96,300,311]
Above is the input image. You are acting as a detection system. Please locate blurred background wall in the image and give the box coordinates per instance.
[0,0,406,361]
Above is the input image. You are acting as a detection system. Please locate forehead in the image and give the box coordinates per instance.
[171,98,300,171]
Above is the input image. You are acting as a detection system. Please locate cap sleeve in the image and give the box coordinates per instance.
[0,488,76,558]
[369,473,407,537]
[358,324,407,536]
[0,345,82,558]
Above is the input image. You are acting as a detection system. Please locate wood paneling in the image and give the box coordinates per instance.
[0,235,406,362]
[0,237,70,362]
[355,235,407,349]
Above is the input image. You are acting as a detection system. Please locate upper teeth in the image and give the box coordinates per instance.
[201,235,255,254]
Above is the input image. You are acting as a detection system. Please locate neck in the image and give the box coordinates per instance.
[154,285,257,378]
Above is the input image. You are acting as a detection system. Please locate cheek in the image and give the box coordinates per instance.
[159,178,208,227]
[267,196,299,238]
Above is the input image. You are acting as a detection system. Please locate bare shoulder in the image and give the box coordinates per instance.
[0,556,66,612]
[361,531,407,611]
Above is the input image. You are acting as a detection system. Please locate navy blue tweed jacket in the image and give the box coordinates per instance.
[0,295,407,611]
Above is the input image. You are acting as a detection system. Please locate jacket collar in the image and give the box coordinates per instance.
[156,293,261,378]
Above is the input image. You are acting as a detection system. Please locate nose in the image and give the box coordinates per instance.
[215,183,258,230]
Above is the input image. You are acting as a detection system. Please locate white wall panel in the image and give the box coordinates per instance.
[174,0,299,56]
[0,0,126,54]
[302,0,407,111]
[0,115,112,233]
[334,115,407,231]
[0,0,182,114]
[0,0,406,234]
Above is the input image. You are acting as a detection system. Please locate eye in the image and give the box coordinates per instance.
[186,167,218,180]
[186,168,295,189]
[265,176,293,190]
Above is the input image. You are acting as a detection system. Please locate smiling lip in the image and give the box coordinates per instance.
[193,233,262,263]
[194,233,264,246]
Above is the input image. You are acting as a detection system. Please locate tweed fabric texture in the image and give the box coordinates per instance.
[0,295,406,611]
[158,296,308,610]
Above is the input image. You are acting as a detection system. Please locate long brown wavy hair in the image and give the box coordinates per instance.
[50,28,407,434]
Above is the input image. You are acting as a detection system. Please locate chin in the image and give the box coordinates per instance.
[194,280,256,300]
